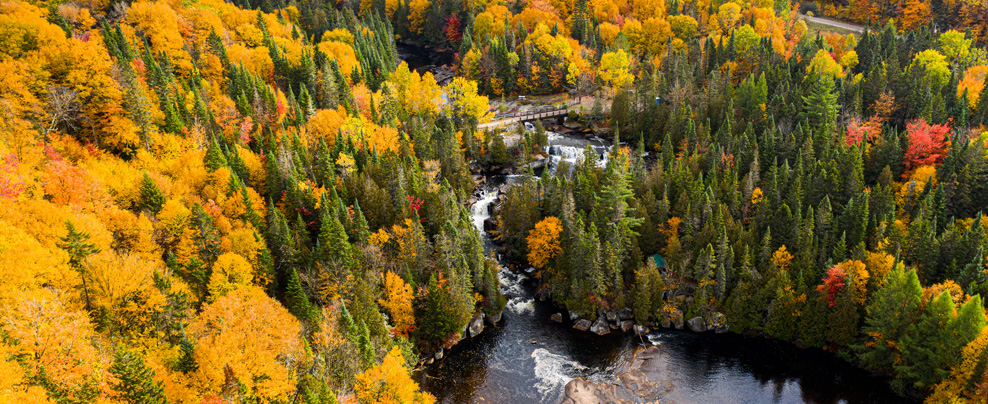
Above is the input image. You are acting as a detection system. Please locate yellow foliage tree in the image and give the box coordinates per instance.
[598,50,634,89]
[445,77,492,125]
[207,252,254,301]
[354,345,436,404]
[527,217,563,269]
[771,246,793,272]
[807,49,844,79]
[86,251,166,335]
[408,0,430,35]
[189,287,305,403]
[379,271,415,336]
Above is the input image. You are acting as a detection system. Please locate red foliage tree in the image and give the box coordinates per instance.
[903,118,951,173]
[845,117,882,146]
[816,266,847,307]
[444,15,462,45]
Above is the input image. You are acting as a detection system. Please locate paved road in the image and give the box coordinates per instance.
[802,14,865,33]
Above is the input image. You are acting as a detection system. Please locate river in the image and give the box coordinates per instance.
[418,132,910,404]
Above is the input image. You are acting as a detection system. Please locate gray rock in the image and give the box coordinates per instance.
[550,313,563,323]
[605,310,619,323]
[633,324,649,335]
[687,316,706,332]
[573,319,592,331]
[434,348,444,360]
[591,317,611,335]
[660,318,671,328]
[618,308,634,320]
[621,321,634,332]
[569,310,581,320]
[485,310,503,325]
[468,313,486,337]
[715,324,729,334]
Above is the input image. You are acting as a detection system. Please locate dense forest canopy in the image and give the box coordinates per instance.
[1,0,988,401]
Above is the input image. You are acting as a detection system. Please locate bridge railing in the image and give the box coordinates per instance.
[490,101,578,121]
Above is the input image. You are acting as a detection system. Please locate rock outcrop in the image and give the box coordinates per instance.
[560,346,675,404]
[468,313,485,337]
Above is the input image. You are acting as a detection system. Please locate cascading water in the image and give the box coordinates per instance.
[544,131,609,175]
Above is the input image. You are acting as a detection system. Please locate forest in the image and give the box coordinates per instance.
[0,0,987,400]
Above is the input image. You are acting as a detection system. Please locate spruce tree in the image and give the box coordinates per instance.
[109,348,168,404]
[204,138,228,172]
[138,172,166,214]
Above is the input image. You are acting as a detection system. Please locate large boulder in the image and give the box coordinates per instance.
[569,310,581,320]
[618,308,634,320]
[605,310,619,323]
[621,321,634,332]
[468,313,486,337]
[687,316,706,332]
[551,313,563,323]
[715,324,729,334]
[573,319,592,331]
[633,324,649,335]
[591,317,611,335]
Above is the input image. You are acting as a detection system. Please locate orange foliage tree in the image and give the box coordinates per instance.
[527,217,563,269]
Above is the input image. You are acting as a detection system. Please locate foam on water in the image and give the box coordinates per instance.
[544,131,610,175]
[498,269,527,296]
[646,333,666,346]
[530,348,587,398]
[506,297,535,315]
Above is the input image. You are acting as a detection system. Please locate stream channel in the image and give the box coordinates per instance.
[417,130,910,404]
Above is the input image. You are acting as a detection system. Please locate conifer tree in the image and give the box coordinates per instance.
[138,172,166,215]
[109,348,168,404]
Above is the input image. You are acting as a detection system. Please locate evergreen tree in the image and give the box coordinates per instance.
[138,172,166,215]
[109,348,168,404]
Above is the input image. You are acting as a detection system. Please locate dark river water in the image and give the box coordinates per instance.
[418,134,911,404]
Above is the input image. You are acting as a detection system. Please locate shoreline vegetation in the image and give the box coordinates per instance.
[1,0,988,401]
